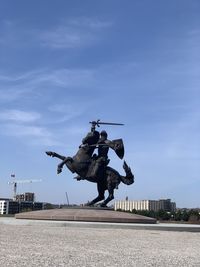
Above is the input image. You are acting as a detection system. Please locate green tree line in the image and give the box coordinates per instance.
[117,209,200,222]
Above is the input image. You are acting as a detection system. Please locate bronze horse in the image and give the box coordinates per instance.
[46,131,134,207]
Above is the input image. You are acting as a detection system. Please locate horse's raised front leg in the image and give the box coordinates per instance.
[57,157,73,174]
[46,151,65,161]
[46,151,71,174]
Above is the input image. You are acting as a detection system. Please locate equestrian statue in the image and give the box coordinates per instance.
[46,120,134,207]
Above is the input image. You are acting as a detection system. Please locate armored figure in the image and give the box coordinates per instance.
[90,130,110,179]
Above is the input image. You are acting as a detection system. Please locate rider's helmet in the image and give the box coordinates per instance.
[100,130,108,139]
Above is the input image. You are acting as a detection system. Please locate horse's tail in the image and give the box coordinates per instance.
[120,161,134,185]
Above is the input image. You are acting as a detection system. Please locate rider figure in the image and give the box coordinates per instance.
[75,130,110,180]
[90,130,110,179]
[91,130,120,189]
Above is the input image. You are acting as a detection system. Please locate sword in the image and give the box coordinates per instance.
[89,120,124,130]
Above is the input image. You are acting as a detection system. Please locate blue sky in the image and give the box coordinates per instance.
[0,0,199,208]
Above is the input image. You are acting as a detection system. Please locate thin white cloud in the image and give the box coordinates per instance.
[0,88,28,102]
[67,17,113,29]
[0,109,41,123]
[0,68,95,88]
[0,70,42,82]
[0,17,113,49]
[0,123,60,147]
[0,19,32,47]
[3,124,49,137]
[39,69,96,87]
[0,108,61,147]
[39,17,113,49]
[0,67,96,104]
[0,69,45,102]
[48,104,84,123]
[40,26,85,49]
[62,125,87,136]
[49,104,72,113]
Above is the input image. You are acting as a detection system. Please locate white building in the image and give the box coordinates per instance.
[0,200,9,215]
[114,199,176,212]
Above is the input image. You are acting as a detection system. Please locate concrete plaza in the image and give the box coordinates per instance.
[0,218,200,267]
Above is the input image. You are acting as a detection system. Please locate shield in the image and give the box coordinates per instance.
[109,139,124,159]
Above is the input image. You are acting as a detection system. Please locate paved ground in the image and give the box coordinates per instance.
[0,218,200,267]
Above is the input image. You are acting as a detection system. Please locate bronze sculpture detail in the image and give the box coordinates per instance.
[46,120,134,207]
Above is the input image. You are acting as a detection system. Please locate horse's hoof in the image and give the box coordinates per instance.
[100,203,107,208]
[46,151,54,157]
[57,168,62,174]
[74,175,82,181]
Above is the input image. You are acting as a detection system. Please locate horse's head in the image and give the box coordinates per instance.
[82,130,99,145]
[75,130,100,159]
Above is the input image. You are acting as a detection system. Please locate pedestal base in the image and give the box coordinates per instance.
[15,207,157,224]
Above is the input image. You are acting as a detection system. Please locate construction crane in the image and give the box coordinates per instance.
[65,191,69,206]
[8,178,42,200]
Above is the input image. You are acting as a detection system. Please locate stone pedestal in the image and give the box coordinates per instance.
[15,207,157,224]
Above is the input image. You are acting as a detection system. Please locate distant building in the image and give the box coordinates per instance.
[159,199,175,212]
[8,200,20,214]
[16,192,35,202]
[19,201,43,212]
[0,198,43,215]
[114,199,176,212]
[0,200,9,214]
[0,199,19,214]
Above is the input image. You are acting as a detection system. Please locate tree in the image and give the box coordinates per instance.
[157,210,171,220]
[188,210,200,222]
